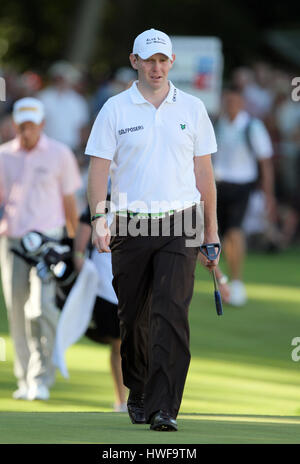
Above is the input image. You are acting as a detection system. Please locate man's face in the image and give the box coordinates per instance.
[129,53,175,91]
[14,121,44,150]
[223,91,244,120]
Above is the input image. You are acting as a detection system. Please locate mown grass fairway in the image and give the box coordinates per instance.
[1,248,300,443]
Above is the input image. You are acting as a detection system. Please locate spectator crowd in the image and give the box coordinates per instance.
[0,61,137,215]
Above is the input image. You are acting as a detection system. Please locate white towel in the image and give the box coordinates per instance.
[52,258,100,378]
[91,248,118,305]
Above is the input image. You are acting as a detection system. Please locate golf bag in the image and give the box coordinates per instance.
[11,230,77,308]
[10,231,118,344]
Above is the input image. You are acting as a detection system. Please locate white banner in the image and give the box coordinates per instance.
[169,36,223,116]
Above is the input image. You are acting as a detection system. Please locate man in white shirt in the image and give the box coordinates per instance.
[213,85,276,306]
[38,61,90,153]
[86,29,219,431]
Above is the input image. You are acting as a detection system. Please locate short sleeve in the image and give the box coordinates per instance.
[60,147,82,195]
[85,101,116,160]
[250,119,273,159]
[194,100,218,157]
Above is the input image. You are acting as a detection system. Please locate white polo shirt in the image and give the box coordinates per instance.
[213,111,273,184]
[85,81,217,212]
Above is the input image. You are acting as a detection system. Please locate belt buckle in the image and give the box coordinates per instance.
[127,210,177,220]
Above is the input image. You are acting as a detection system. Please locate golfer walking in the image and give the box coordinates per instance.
[86,29,219,431]
[0,97,81,401]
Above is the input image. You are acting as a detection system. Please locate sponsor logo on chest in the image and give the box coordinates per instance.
[118,125,144,135]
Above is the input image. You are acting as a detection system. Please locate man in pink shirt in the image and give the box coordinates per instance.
[0,97,82,400]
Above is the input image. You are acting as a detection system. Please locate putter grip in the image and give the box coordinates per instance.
[214,290,223,316]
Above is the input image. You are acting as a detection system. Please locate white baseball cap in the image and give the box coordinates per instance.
[49,60,82,85]
[133,28,173,60]
[13,97,45,125]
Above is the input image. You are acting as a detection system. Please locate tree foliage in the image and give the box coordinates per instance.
[0,0,299,76]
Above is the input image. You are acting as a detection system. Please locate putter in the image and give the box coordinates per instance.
[199,243,223,316]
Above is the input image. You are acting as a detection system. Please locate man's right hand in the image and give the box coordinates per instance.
[91,217,111,253]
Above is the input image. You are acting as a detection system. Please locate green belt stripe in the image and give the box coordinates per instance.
[116,210,175,218]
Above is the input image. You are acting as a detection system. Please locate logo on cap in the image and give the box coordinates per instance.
[17,107,39,112]
[146,36,167,45]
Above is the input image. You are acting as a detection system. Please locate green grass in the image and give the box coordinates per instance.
[1,412,300,444]
[1,247,300,443]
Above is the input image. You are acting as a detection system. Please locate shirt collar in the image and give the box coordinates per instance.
[224,111,250,129]
[165,81,177,104]
[129,80,178,105]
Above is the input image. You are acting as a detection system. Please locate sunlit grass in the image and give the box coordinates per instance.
[1,247,300,442]
[194,280,300,304]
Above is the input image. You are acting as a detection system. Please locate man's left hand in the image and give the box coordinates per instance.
[199,236,221,271]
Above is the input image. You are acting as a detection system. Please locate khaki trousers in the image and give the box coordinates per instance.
[0,234,61,389]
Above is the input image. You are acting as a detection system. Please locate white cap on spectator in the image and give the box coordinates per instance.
[49,60,81,85]
[133,29,173,60]
[13,97,45,125]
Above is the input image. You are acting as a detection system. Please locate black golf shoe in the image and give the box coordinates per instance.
[150,410,178,431]
[127,392,146,424]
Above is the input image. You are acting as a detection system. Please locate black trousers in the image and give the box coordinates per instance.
[110,207,200,421]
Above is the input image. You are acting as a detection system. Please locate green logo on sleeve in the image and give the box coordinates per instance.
[180,124,186,130]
